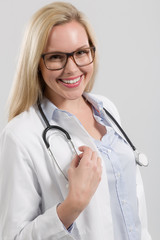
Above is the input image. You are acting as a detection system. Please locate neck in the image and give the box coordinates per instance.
[57,97,87,113]
[45,91,88,115]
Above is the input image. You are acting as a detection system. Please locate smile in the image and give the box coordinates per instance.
[59,75,83,88]
[61,76,81,84]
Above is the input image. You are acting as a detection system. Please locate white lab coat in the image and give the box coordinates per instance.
[0,93,151,240]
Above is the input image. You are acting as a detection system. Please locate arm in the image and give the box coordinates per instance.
[57,146,102,229]
[0,130,74,239]
[0,132,102,239]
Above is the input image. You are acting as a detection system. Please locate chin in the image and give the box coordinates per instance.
[65,93,82,101]
[63,86,85,99]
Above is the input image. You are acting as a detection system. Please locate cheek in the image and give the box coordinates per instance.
[84,64,94,79]
[40,65,60,85]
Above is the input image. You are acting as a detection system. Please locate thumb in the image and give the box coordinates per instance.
[70,154,80,168]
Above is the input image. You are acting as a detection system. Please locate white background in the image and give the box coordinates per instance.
[0,0,159,239]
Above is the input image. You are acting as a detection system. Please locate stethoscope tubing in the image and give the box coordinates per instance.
[37,99,148,167]
[103,108,136,151]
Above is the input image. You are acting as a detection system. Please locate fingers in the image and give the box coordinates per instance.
[91,150,99,162]
[70,146,102,169]
[78,146,101,163]
[78,146,92,161]
[70,154,80,168]
[68,146,102,210]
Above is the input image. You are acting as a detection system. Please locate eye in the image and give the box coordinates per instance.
[75,49,90,57]
[45,53,65,62]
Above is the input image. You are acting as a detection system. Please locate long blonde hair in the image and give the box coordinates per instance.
[8,2,98,121]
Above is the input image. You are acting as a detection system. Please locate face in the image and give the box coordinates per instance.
[39,21,94,105]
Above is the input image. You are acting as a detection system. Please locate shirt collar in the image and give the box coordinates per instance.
[83,92,104,114]
[40,92,104,123]
[40,97,73,123]
[40,97,57,122]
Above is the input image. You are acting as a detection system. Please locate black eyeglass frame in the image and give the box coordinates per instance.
[41,46,96,71]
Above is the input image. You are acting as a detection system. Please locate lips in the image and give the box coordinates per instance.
[58,75,83,88]
[61,76,81,84]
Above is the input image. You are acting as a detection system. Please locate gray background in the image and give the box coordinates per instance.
[0,0,159,239]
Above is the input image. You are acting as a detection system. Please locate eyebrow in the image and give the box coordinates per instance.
[44,45,90,54]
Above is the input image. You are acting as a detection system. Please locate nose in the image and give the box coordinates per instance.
[63,56,79,73]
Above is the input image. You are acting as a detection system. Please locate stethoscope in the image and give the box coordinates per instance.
[37,99,149,181]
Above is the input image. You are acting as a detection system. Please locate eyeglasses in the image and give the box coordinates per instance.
[41,46,96,71]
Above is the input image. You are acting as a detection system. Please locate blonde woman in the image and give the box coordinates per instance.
[0,2,151,240]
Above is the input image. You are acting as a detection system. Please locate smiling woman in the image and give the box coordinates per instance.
[7,2,97,121]
[39,21,95,106]
[0,2,152,240]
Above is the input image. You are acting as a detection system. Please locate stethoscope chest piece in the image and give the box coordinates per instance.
[134,150,149,167]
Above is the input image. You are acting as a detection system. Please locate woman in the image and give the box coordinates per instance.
[0,2,151,240]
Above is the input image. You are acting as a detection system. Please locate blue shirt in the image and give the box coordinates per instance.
[92,99,141,240]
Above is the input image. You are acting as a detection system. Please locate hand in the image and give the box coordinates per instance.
[57,146,102,229]
[67,145,102,211]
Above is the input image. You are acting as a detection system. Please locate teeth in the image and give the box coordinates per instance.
[61,76,81,84]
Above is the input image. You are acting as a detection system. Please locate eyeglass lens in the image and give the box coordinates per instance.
[43,47,95,70]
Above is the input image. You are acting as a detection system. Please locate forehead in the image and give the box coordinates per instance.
[45,21,89,52]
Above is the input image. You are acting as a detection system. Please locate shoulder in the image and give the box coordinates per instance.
[0,105,43,149]
[3,105,40,132]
